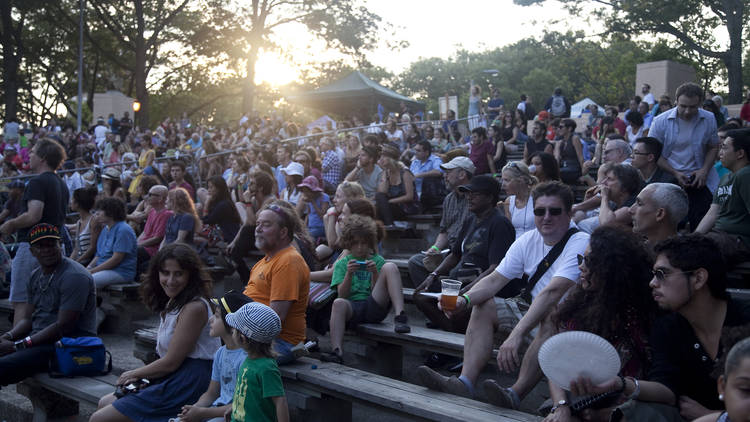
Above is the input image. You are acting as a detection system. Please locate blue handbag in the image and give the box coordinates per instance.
[50,337,112,377]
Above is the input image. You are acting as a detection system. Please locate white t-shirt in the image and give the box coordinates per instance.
[495,223,589,299]
[643,93,655,106]
[94,124,108,142]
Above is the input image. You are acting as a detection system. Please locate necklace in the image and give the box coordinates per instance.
[38,266,59,294]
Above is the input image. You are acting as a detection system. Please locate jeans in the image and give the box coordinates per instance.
[686,186,713,232]
[9,243,39,303]
[0,344,55,386]
[92,270,128,288]
[274,338,296,365]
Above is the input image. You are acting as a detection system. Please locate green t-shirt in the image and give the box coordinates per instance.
[714,165,750,247]
[330,253,386,302]
[231,357,285,422]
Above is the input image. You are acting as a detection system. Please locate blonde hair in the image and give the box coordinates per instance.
[502,161,537,187]
[337,181,365,200]
[167,188,201,232]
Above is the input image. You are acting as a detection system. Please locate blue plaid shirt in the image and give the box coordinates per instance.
[321,149,341,186]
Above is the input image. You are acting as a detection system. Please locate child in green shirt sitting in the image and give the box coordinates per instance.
[321,214,410,364]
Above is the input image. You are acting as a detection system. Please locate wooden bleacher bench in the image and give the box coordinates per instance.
[16,373,118,421]
[131,329,537,421]
[98,283,151,334]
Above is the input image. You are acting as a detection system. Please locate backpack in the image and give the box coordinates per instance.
[550,96,566,117]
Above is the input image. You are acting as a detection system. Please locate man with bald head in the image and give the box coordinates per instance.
[629,182,688,247]
[136,185,172,257]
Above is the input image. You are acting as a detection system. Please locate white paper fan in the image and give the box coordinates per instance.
[538,331,621,391]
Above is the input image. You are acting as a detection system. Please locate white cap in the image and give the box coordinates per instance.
[440,156,475,174]
[281,162,304,177]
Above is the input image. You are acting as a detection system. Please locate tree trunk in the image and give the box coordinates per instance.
[242,42,259,115]
[86,52,100,117]
[0,2,21,121]
[724,0,744,104]
[134,0,149,128]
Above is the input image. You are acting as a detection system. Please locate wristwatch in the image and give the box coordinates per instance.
[13,336,32,351]
[550,399,568,413]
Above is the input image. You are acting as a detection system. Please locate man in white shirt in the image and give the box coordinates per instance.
[642,83,655,106]
[417,181,589,409]
[93,117,108,146]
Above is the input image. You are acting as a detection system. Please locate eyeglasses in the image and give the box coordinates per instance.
[651,268,693,281]
[558,125,566,129]
[576,254,591,267]
[533,207,563,216]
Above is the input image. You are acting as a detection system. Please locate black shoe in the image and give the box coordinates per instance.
[320,349,343,364]
[394,311,411,333]
[423,352,461,370]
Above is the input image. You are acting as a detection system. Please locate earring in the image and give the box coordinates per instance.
[719,394,724,401]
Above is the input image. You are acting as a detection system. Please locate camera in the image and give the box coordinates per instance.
[355,260,367,270]
[114,378,150,398]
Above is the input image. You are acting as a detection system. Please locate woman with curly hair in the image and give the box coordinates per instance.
[538,226,656,421]
[90,243,220,422]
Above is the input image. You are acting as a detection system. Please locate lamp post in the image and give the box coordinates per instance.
[76,0,85,133]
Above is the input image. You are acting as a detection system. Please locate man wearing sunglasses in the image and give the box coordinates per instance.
[417,181,589,409]
[565,234,750,421]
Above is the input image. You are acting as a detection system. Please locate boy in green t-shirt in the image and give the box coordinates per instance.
[225,302,288,422]
[321,215,410,364]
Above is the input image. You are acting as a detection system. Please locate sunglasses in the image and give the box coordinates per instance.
[651,269,693,281]
[576,254,591,267]
[533,207,563,216]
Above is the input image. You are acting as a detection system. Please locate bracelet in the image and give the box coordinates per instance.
[24,336,32,348]
[429,245,440,252]
[462,293,471,307]
[429,272,438,278]
[625,376,640,400]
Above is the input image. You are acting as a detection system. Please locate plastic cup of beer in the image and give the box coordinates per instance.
[440,279,462,311]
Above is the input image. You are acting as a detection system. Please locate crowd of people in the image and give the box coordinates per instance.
[0,81,747,421]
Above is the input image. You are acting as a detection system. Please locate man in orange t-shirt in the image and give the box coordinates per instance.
[243,204,310,364]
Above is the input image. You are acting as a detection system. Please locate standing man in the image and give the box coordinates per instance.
[641,83,656,106]
[417,182,589,409]
[344,146,383,201]
[319,137,341,194]
[0,139,68,327]
[487,89,505,123]
[0,223,96,386]
[243,204,310,364]
[545,88,571,119]
[274,143,294,193]
[120,112,133,138]
[649,82,720,230]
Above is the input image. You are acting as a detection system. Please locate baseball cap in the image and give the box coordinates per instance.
[440,156,475,174]
[28,223,61,245]
[211,290,253,316]
[537,111,550,120]
[225,302,282,344]
[297,175,322,192]
[458,174,501,196]
[281,162,304,177]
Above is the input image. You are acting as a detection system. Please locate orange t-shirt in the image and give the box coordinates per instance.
[243,245,310,345]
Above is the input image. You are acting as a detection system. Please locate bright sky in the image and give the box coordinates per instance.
[254,0,600,87]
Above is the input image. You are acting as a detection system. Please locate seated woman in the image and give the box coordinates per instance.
[70,186,100,266]
[375,144,419,226]
[500,161,537,240]
[320,215,410,363]
[530,226,656,420]
[89,243,220,422]
[596,163,643,230]
[201,176,242,245]
[88,197,137,288]
[160,188,201,249]
[529,151,561,183]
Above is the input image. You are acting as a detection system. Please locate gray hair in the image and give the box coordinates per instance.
[712,95,723,106]
[646,183,688,225]
[609,139,632,156]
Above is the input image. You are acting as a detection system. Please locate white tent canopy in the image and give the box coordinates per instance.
[571,98,604,118]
